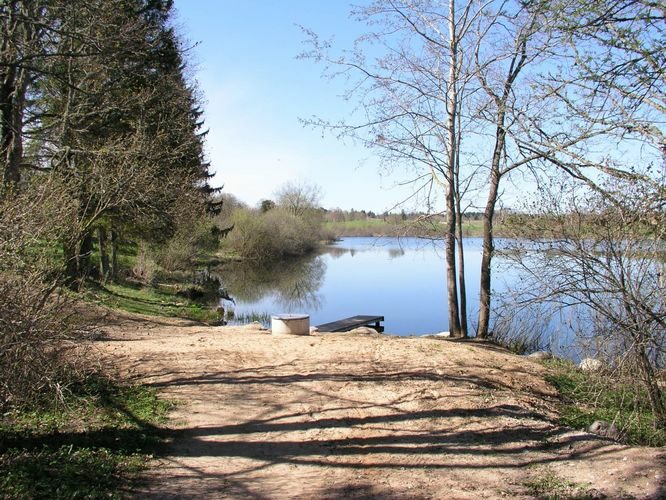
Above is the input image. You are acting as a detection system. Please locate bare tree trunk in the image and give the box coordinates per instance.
[445,189,461,337]
[636,343,666,428]
[474,24,528,338]
[79,231,94,279]
[445,0,462,337]
[477,76,512,338]
[1,61,28,191]
[477,163,501,338]
[98,227,109,281]
[110,229,118,281]
[455,115,468,337]
[0,2,41,193]
[455,205,468,337]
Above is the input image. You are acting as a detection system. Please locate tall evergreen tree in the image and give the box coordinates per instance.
[17,0,218,285]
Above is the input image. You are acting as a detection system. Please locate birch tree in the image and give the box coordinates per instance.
[302,0,487,337]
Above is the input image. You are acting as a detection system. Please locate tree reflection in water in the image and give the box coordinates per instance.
[388,247,406,259]
[217,255,326,312]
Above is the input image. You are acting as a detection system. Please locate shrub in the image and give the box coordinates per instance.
[0,179,85,411]
[132,243,158,285]
[221,206,326,264]
[546,358,666,446]
[489,304,547,355]
[222,208,274,262]
[157,217,219,272]
[263,208,320,256]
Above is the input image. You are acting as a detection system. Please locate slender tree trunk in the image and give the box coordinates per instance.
[455,99,468,337]
[456,196,468,337]
[110,229,118,281]
[445,189,461,336]
[636,343,666,428]
[98,227,109,281]
[0,2,40,193]
[475,31,528,338]
[477,151,502,338]
[444,0,462,337]
[477,111,506,338]
[0,63,27,190]
[79,231,94,279]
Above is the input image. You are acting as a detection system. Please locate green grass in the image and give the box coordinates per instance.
[83,280,221,323]
[524,468,595,499]
[0,375,174,499]
[544,359,666,447]
[324,219,403,237]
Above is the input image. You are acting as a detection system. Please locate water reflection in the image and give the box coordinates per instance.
[325,246,349,259]
[388,247,406,259]
[324,241,408,260]
[218,256,326,312]
[218,237,463,333]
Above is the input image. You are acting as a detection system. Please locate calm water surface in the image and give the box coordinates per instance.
[219,236,513,335]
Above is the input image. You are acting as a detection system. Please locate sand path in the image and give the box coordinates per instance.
[97,314,664,499]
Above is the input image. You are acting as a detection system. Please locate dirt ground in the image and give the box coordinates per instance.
[95,311,665,499]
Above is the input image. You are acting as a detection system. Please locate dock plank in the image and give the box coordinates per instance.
[316,315,384,333]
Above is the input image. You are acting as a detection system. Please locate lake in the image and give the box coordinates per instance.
[215,235,661,362]
[218,236,518,334]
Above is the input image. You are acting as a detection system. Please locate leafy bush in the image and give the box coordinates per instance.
[222,208,273,262]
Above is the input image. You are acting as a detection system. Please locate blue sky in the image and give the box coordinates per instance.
[173,1,416,212]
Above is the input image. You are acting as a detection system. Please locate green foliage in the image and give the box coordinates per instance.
[1,0,218,284]
[324,218,398,236]
[0,447,141,499]
[545,359,666,447]
[260,199,276,213]
[524,468,595,500]
[0,374,173,498]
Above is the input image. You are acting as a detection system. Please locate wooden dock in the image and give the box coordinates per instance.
[316,315,385,333]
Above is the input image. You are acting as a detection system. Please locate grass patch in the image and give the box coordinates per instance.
[324,219,404,237]
[0,374,174,498]
[544,359,666,447]
[525,468,596,499]
[83,280,221,323]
